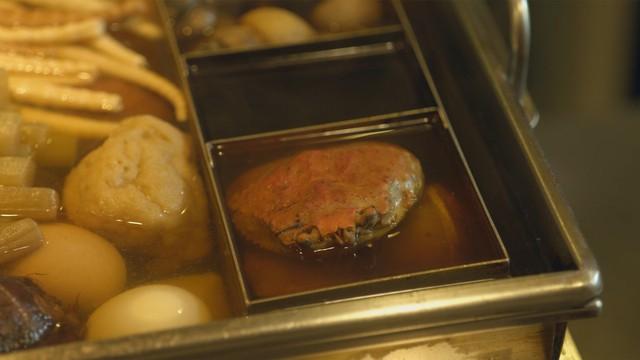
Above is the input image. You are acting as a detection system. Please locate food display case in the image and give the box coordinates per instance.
[1,0,601,359]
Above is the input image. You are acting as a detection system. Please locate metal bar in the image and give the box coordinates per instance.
[507,0,531,102]
[10,270,600,359]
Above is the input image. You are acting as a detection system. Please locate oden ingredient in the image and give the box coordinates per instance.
[0,276,81,353]
[240,7,316,45]
[0,186,59,221]
[0,219,43,265]
[0,156,36,186]
[0,112,20,156]
[214,24,264,49]
[86,285,212,340]
[63,115,212,272]
[312,0,383,33]
[6,223,126,314]
[227,142,424,257]
[155,272,231,319]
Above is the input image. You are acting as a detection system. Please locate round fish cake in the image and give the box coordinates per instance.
[227,142,424,257]
[63,115,212,273]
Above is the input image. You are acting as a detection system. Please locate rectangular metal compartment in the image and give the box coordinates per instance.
[187,29,435,140]
[170,0,400,56]
[208,109,508,313]
[6,0,601,359]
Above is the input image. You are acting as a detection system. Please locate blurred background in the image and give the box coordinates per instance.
[526,1,639,358]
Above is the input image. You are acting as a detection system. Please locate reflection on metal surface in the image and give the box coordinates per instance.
[507,0,530,104]
[506,0,540,128]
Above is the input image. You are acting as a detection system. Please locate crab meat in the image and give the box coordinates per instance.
[227,142,424,257]
[0,18,105,44]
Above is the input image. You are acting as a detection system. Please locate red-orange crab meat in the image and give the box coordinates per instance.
[227,141,424,256]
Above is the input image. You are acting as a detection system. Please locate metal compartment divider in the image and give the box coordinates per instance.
[207,109,509,313]
[185,28,435,140]
[172,0,401,58]
[177,1,514,312]
[183,24,405,60]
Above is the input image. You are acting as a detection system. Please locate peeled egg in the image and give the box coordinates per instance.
[6,223,126,314]
[240,7,316,44]
[86,284,212,340]
[155,272,231,320]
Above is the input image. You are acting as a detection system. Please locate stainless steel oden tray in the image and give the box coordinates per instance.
[7,0,601,358]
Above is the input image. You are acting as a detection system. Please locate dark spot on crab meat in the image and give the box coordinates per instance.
[341,227,357,244]
[357,207,380,228]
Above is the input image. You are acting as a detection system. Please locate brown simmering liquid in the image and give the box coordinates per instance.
[216,123,504,299]
[30,2,215,284]
[0,3,230,354]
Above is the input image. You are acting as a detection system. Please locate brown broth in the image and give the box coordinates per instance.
[0,2,234,354]
[215,123,505,299]
[11,1,219,288]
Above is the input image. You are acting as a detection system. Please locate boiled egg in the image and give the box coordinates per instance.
[6,223,126,314]
[86,284,212,340]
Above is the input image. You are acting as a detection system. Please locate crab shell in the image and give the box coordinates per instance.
[227,141,424,257]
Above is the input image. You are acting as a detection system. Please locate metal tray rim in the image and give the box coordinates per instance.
[7,268,598,360]
[183,24,405,61]
[449,0,601,281]
[208,112,509,312]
